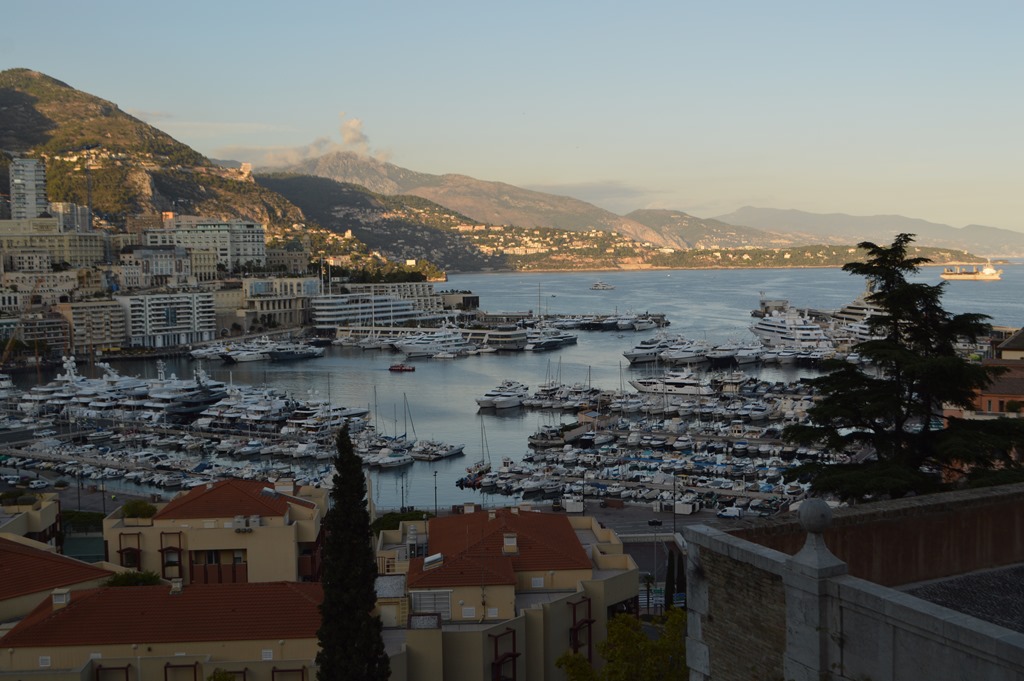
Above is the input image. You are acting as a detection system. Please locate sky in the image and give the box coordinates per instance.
[4,1,1024,231]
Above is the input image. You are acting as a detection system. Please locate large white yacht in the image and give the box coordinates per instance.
[749,308,830,347]
[628,369,716,395]
[396,325,476,358]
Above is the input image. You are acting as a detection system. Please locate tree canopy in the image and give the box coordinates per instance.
[557,609,687,681]
[315,426,390,681]
[784,233,1024,500]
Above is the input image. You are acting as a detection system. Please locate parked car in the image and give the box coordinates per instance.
[647,518,663,526]
[27,479,48,490]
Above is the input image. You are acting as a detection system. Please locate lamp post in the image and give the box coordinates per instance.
[672,474,677,536]
[433,471,438,517]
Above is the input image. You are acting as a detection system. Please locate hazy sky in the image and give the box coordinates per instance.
[4,1,1023,231]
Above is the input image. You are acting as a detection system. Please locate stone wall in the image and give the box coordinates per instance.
[700,549,786,680]
[684,498,1024,681]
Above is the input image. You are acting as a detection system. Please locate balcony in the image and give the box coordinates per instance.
[190,561,248,585]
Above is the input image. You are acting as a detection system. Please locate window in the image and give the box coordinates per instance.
[461,606,476,619]
[121,548,140,569]
[261,649,274,661]
[206,550,219,565]
[410,591,452,620]
[531,577,545,589]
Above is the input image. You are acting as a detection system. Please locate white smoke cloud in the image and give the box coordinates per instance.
[215,113,391,168]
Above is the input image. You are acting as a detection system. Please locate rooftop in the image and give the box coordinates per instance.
[0,537,112,602]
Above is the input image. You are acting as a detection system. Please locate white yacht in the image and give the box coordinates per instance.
[749,308,830,347]
[629,369,716,396]
[396,325,475,358]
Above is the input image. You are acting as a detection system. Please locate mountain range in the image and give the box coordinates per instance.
[3,67,1021,267]
[271,151,1024,256]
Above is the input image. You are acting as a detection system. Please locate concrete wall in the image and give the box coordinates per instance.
[684,509,1024,681]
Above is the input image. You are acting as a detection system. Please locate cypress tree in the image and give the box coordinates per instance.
[665,551,676,609]
[316,425,390,681]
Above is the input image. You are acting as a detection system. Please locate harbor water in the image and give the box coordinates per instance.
[13,264,1021,511]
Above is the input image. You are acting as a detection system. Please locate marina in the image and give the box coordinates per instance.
[3,264,1019,514]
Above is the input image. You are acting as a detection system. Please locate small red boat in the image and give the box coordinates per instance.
[389,363,416,372]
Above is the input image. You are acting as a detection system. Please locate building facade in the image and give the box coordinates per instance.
[53,301,128,355]
[9,158,48,220]
[118,244,193,288]
[114,291,216,348]
[143,219,267,270]
[102,479,327,585]
[0,218,106,267]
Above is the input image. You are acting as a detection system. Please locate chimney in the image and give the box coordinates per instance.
[169,578,183,595]
[502,533,518,555]
[51,588,70,610]
[274,478,296,496]
[488,509,496,521]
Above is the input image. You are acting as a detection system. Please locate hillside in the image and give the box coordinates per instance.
[276,151,668,245]
[0,68,328,250]
[255,174,508,272]
[624,209,797,250]
[714,207,1024,256]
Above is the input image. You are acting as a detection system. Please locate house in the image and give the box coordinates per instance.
[0,581,322,680]
[102,479,327,585]
[0,535,113,623]
[0,491,61,548]
[375,505,639,681]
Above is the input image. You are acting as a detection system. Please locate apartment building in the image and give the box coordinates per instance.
[374,506,639,680]
[9,158,47,220]
[118,244,192,288]
[0,218,106,267]
[143,219,266,270]
[53,300,128,355]
[102,479,328,585]
[239,276,321,328]
[114,291,216,348]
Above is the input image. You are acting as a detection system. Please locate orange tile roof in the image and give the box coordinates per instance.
[406,509,591,589]
[3,582,323,648]
[0,538,113,601]
[155,479,305,520]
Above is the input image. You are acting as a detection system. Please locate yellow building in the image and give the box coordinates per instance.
[0,581,322,680]
[102,479,327,585]
[0,218,106,267]
[375,506,640,681]
[0,492,61,548]
[53,300,127,355]
[0,536,112,622]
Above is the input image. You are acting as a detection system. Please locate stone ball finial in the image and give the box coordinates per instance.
[798,498,832,534]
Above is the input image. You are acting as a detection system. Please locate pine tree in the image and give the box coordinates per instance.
[316,425,390,681]
[784,234,1024,500]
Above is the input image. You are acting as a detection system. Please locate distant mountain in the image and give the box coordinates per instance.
[624,209,799,250]
[276,152,1011,255]
[714,207,1024,256]
[275,151,668,245]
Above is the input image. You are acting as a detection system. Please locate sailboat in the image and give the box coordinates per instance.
[457,420,492,488]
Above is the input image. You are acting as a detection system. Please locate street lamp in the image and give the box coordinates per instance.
[433,471,438,517]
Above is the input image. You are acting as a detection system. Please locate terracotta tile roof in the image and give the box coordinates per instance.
[3,582,323,648]
[997,329,1024,351]
[406,509,591,589]
[0,537,113,601]
[155,479,305,520]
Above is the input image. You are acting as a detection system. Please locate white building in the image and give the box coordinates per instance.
[9,158,48,220]
[114,292,216,348]
[345,281,444,313]
[143,219,266,271]
[119,245,192,288]
[311,294,426,329]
